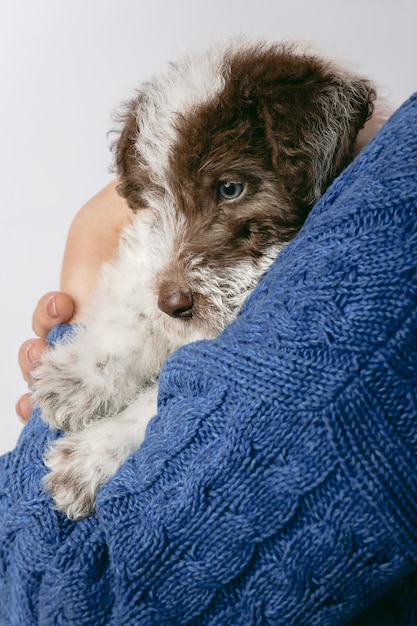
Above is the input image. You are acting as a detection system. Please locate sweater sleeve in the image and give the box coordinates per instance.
[1,94,417,626]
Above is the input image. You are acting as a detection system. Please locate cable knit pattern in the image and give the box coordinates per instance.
[1,94,417,625]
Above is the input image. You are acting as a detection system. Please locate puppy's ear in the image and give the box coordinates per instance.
[111,97,146,212]
[260,65,376,213]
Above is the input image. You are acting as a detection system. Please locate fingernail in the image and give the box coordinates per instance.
[46,295,58,318]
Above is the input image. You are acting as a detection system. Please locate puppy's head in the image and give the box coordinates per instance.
[112,41,377,339]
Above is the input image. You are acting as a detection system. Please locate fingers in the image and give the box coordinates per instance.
[15,392,33,425]
[16,292,75,425]
[18,338,48,384]
[32,291,75,338]
[16,342,43,424]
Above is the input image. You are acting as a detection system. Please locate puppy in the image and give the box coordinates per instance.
[32,40,381,519]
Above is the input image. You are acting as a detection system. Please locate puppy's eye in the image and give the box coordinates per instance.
[218,181,245,200]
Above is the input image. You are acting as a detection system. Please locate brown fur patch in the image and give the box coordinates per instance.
[113,42,376,266]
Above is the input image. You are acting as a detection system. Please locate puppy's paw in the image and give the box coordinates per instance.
[44,430,120,520]
[32,346,109,432]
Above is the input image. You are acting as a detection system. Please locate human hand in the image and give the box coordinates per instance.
[15,179,133,424]
[16,292,75,423]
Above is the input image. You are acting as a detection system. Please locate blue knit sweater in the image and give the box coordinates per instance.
[1,93,417,626]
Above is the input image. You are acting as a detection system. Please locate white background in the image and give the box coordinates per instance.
[1,0,416,455]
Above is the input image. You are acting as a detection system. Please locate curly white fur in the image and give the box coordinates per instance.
[33,208,281,518]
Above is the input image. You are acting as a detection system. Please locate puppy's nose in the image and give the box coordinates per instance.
[158,286,194,318]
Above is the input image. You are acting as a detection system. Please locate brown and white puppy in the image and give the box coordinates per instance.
[32,40,381,519]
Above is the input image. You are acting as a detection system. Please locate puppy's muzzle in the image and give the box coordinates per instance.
[158,282,194,319]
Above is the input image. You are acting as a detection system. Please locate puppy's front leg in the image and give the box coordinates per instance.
[31,314,166,432]
[32,214,169,432]
[44,385,157,519]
